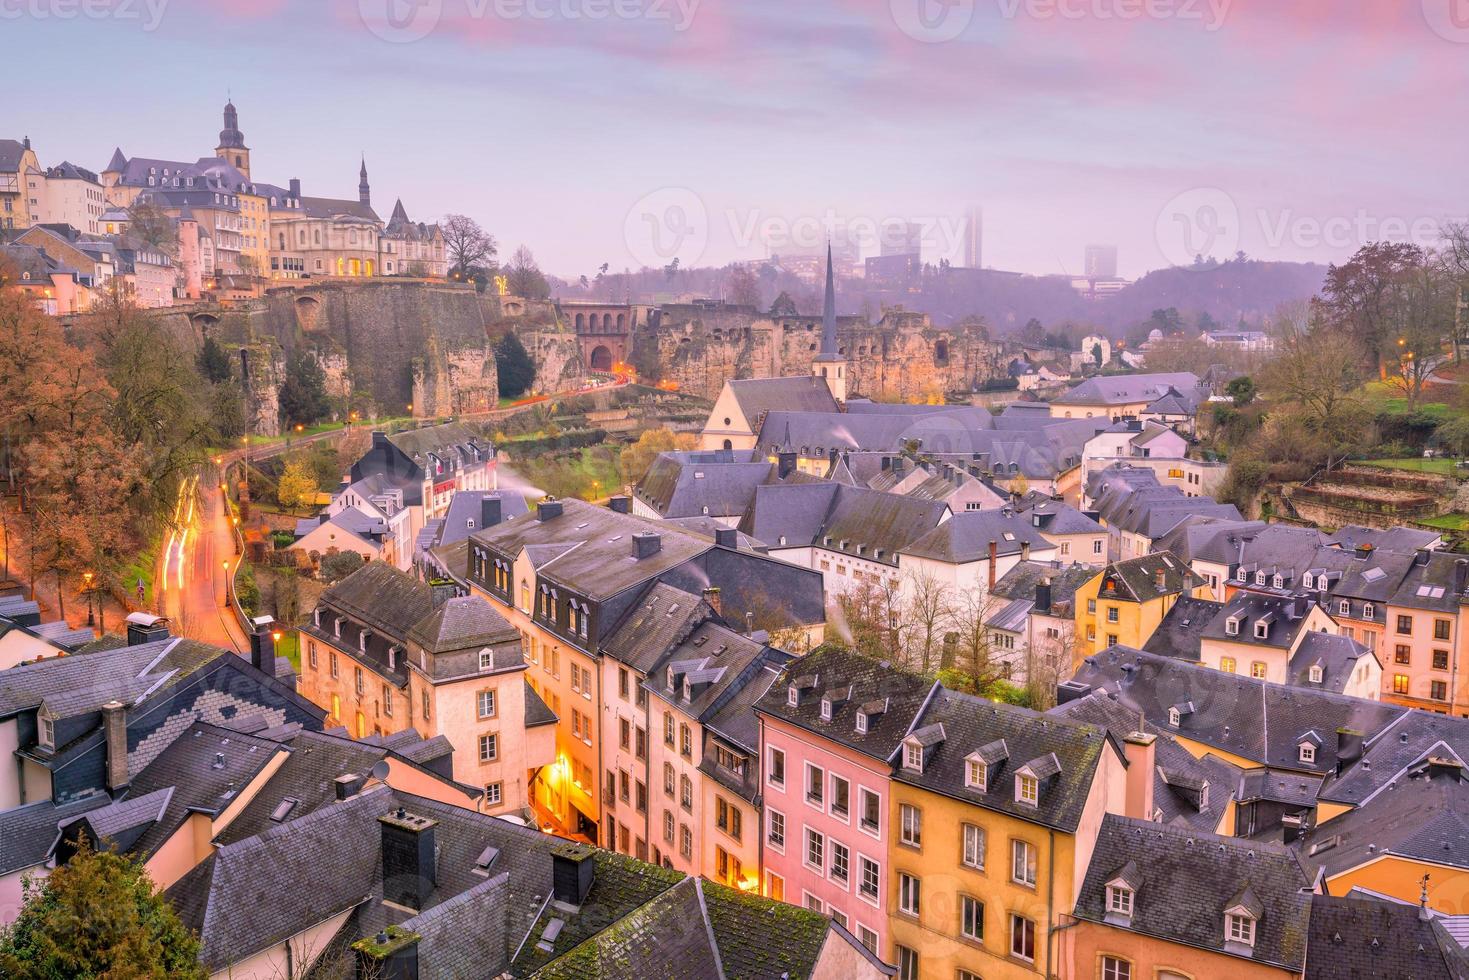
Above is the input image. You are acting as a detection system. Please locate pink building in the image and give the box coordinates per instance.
[755,647,937,957]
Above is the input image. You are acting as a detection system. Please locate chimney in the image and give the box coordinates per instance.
[430,582,457,608]
[1021,540,1031,562]
[608,495,631,514]
[1121,732,1156,820]
[1415,548,1431,566]
[1035,580,1052,615]
[1420,876,1434,922]
[102,700,129,794]
[1335,728,1364,774]
[551,843,596,908]
[880,457,891,472]
[714,527,738,549]
[776,451,797,480]
[537,498,563,522]
[1457,560,1469,595]
[125,612,171,646]
[632,531,662,560]
[1056,680,1091,704]
[288,177,301,199]
[1354,543,1374,560]
[334,772,368,800]
[380,808,437,912]
[1427,757,1464,782]
[352,928,420,980]
[480,495,503,528]
[702,586,722,616]
[1153,567,1167,591]
[249,617,278,679]
[988,540,998,591]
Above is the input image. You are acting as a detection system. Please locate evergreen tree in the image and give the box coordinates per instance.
[0,841,206,979]
[495,331,536,399]
[278,350,329,426]
[195,335,232,383]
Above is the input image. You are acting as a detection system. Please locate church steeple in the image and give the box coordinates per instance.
[358,155,371,206]
[813,241,847,403]
[215,99,250,178]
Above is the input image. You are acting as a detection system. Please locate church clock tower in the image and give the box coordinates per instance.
[215,100,251,179]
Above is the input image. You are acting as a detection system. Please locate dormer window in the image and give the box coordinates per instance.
[903,740,924,773]
[1299,742,1316,764]
[1339,600,1350,615]
[1363,603,1374,619]
[855,712,868,734]
[1254,620,1269,640]
[820,698,832,721]
[1016,773,1039,806]
[479,649,493,671]
[1273,574,1283,588]
[1254,571,1265,585]
[1227,912,1256,947]
[787,685,798,707]
[1199,781,1209,809]
[37,707,54,749]
[668,667,677,692]
[1225,617,1239,637]
[965,756,987,790]
[1303,573,1314,589]
[682,677,692,702]
[1168,707,1180,726]
[1308,664,1323,684]
[1106,884,1134,917]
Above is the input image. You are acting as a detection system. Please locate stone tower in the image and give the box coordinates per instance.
[359,156,371,207]
[215,100,251,179]
[813,242,847,403]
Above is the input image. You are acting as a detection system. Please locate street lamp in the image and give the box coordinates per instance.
[82,571,95,628]
[221,560,230,607]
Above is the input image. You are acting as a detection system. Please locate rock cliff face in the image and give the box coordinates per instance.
[69,280,498,436]
[641,306,1005,401]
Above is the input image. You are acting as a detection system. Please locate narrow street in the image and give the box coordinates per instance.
[157,469,249,653]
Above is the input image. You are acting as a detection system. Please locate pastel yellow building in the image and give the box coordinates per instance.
[885,689,1130,980]
[1074,551,1206,662]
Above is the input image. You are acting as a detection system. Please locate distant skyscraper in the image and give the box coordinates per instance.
[1085,244,1118,279]
[878,219,923,259]
[964,206,983,268]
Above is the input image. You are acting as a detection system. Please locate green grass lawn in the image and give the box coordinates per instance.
[117,535,161,609]
[275,631,301,672]
[1359,457,1465,476]
[1360,382,1454,418]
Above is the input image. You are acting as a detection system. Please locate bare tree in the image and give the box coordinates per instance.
[944,585,1005,689]
[1024,619,1083,710]
[1382,255,1453,410]
[902,568,953,673]
[1260,302,1371,469]
[441,214,497,278]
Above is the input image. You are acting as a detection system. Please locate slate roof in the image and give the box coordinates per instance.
[634,452,776,518]
[740,481,949,566]
[991,560,1104,615]
[900,508,1056,564]
[1288,632,1376,695]
[1296,763,1469,881]
[1051,689,1240,831]
[897,688,1114,832]
[1070,646,1402,775]
[1320,710,1469,809]
[525,681,558,728]
[1094,552,1202,602]
[1142,596,1224,660]
[0,138,33,171]
[0,636,219,721]
[727,375,839,423]
[1202,592,1318,650]
[317,561,433,643]
[1305,895,1469,980]
[599,583,713,674]
[431,490,529,549]
[1327,525,1444,554]
[300,195,379,223]
[754,646,936,763]
[1074,814,1312,970]
[0,795,112,876]
[1014,497,1106,536]
[405,595,519,654]
[1052,371,1202,406]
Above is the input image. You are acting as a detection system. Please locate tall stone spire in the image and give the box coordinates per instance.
[819,241,839,360]
[358,155,371,206]
[813,241,846,402]
[215,98,251,178]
